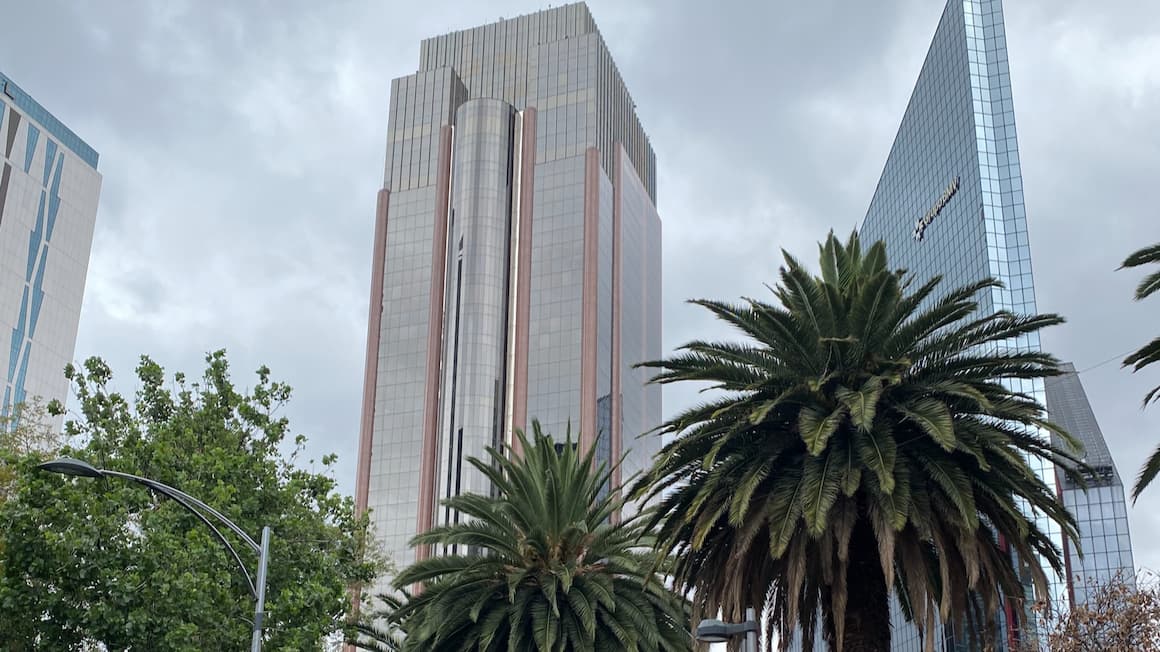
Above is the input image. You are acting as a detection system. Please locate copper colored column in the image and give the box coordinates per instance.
[354,188,390,517]
[611,148,624,500]
[348,187,390,644]
[510,108,537,458]
[415,125,455,561]
[579,147,600,455]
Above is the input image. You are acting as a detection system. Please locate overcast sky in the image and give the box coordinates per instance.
[2,0,1158,575]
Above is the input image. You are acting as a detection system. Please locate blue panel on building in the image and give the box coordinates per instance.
[0,72,98,169]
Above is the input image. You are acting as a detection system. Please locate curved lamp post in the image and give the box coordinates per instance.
[696,607,759,651]
[38,457,271,652]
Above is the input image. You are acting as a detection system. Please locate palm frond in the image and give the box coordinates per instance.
[1132,444,1160,503]
[1120,241,1160,271]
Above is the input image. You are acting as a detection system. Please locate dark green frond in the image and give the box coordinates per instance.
[1124,337,1160,373]
[1136,269,1160,301]
[1121,241,1160,271]
[1132,444,1160,503]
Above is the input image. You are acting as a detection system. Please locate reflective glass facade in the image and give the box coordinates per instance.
[789,1,1071,650]
[436,99,516,520]
[861,1,1053,649]
[1045,363,1135,608]
[0,72,100,429]
[356,3,661,580]
[526,154,586,442]
[615,150,662,496]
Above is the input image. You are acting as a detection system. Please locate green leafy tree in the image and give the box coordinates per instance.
[0,400,60,506]
[390,423,691,651]
[0,400,61,574]
[0,352,380,651]
[1121,242,1160,499]
[633,231,1083,652]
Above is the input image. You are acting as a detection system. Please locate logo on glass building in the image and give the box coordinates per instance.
[913,176,960,241]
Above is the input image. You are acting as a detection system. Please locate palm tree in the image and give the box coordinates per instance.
[1121,242,1160,499]
[633,231,1084,652]
[390,422,691,651]
[347,591,406,651]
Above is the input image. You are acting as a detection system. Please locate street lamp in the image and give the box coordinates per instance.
[38,457,272,652]
[696,607,759,651]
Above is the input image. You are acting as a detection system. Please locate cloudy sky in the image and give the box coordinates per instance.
[3,0,1158,574]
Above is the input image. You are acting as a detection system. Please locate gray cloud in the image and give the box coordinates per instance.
[4,0,1158,575]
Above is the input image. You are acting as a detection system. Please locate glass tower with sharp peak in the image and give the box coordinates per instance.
[788,0,1133,649]
[858,0,1055,649]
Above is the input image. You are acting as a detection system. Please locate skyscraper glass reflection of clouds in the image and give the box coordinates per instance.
[1045,363,1135,608]
[353,3,662,581]
[789,0,1091,650]
[858,0,1056,649]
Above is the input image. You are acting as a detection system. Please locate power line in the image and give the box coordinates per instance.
[1076,349,1137,375]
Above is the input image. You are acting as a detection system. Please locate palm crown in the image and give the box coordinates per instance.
[391,422,690,651]
[634,231,1084,650]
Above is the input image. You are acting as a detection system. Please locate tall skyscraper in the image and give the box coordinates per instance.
[1045,363,1135,608]
[858,1,1056,650]
[790,1,1108,650]
[354,3,662,575]
[0,73,100,426]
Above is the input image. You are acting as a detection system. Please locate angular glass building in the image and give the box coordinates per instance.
[859,0,1057,649]
[0,72,101,427]
[1045,363,1135,608]
[353,3,662,576]
[789,0,1132,650]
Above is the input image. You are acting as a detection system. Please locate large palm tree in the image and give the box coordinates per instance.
[633,231,1084,652]
[1121,242,1160,499]
[390,422,691,651]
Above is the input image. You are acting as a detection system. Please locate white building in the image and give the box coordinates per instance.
[0,73,100,425]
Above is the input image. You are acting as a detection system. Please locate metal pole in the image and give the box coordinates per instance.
[251,526,271,652]
[746,607,758,652]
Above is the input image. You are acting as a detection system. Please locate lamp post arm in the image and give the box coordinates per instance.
[100,470,260,552]
[38,460,271,650]
[99,470,259,598]
[185,507,258,599]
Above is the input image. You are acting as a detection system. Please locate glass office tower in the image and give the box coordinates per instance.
[1045,363,1135,608]
[860,0,1053,649]
[353,3,662,578]
[0,72,101,429]
[852,0,1138,649]
[789,0,1089,650]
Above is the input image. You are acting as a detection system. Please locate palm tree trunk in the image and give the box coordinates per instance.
[839,517,891,652]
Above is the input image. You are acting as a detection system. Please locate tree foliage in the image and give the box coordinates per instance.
[633,230,1083,651]
[1121,242,1160,499]
[0,400,60,506]
[388,423,691,651]
[0,352,380,651]
[0,400,61,574]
